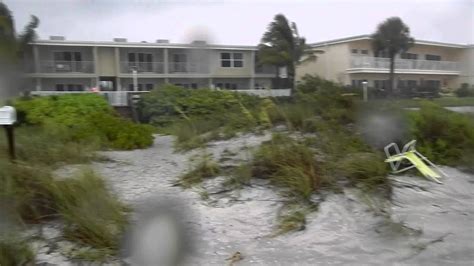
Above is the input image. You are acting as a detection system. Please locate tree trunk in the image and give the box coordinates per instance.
[389,57,395,97]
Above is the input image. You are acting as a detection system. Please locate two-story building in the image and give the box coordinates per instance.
[297,35,473,91]
[22,36,277,101]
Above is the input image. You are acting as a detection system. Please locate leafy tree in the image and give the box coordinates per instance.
[257,14,318,90]
[371,17,414,96]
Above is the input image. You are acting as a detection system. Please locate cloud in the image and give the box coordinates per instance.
[4,0,472,44]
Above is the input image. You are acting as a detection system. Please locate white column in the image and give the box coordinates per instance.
[250,50,256,89]
[93,46,99,75]
[208,78,213,89]
[35,78,41,91]
[114,47,120,75]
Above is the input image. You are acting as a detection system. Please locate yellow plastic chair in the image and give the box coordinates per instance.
[384,140,446,184]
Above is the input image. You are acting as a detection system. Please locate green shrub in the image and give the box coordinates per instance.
[179,153,220,187]
[0,125,96,165]
[139,85,260,125]
[252,134,323,200]
[340,152,389,190]
[409,102,474,168]
[455,83,474,97]
[0,235,35,266]
[14,94,154,150]
[140,85,261,149]
[51,169,127,253]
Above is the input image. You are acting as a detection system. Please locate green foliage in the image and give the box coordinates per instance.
[0,161,127,258]
[371,16,414,94]
[295,75,356,124]
[455,84,474,97]
[339,152,390,190]
[51,169,127,253]
[179,153,220,188]
[14,94,154,150]
[409,102,474,168]
[0,235,35,266]
[276,208,307,235]
[140,85,261,150]
[252,134,322,200]
[257,13,316,88]
[0,125,96,166]
[140,85,260,125]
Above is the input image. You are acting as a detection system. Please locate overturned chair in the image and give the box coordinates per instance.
[384,140,447,184]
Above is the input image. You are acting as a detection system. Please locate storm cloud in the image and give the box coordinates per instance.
[4,0,473,45]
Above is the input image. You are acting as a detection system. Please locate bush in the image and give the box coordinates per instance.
[51,169,127,253]
[340,152,389,190]
[455,83,474,97]
[139,85,260,125]
[0,235,35,266]
[179,153,220,188]
[252,134,323,200]
[140,85,261,150]
[409,102,474,168]
[14,94,154,150]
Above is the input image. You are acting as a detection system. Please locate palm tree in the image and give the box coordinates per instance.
[0,2,39,99]
[257,14,318,91]
[0,2,39,60]
[371,17,414,96]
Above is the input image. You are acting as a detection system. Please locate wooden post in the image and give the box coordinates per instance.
[3,125,15,160]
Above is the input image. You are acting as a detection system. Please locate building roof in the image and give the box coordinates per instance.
[31,39,259,51]
[310,34,471,49]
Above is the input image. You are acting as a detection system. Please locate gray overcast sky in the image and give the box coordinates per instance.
[4,0,474,45]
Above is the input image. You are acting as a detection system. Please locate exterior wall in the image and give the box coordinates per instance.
[296,43,351,84]
[97,47,116,76]
[209,49,253,77]
[457,47,474,87]
[348,39,462,61]
[40,78,94,91]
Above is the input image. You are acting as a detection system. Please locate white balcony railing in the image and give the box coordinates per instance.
[350,56,460,72]
[120,62,165,73]
[39,61,94,73]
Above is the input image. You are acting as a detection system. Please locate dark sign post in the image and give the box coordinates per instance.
[0,106,17,161]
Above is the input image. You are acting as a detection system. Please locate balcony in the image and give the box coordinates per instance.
[120,62,164,73]
[169,62,209,74]
[38,61,94,73]
[349,56,460,74]
[255,65,277,75]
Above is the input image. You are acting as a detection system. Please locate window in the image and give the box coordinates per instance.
[215,82,238,90]
[220,52,244,68]
[401,53,418,60]
[128,52,153,71]
[425,54,441,61]
[361,50,369,55]
[351,49,358,54]
[128,83,154,91]
[145,84,154,91]
[398,80,417,89]
[54,51,81,62]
